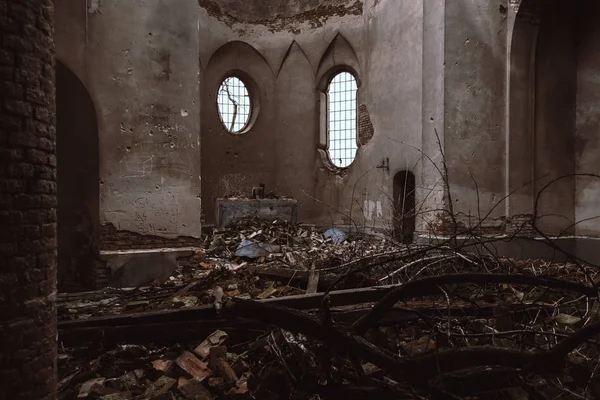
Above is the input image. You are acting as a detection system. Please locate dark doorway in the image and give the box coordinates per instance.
[56,62,100,291]
[393,171,416,243]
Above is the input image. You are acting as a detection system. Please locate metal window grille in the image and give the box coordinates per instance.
[217,77,251,133]
[327,72,358,168]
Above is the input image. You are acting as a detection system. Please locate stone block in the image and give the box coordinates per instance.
[216,198,297,228]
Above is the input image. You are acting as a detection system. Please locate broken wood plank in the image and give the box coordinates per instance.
[59,277,558,331]
[246,265,337,290]
[155,280,201,311]
[59,283,400,330]
[176,351,211,380]
[58,300,554,347]
[306,264,320,294]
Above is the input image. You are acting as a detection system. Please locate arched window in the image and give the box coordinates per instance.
[327,72,358,168]
[217,76,251,134]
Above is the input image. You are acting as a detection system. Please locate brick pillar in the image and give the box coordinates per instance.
[0,1,57,399]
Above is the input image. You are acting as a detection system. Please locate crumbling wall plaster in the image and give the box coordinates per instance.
[83,1,202,239]
[198,0,362,32]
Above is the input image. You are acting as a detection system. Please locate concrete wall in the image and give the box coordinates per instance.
[436,0,600,266]
[441,0,599,239]
[199,0,424,232]
[533,3,576,234]
[443,0,508,231]
[55,0,202,242]
[576,0,600,236]
[52,0,600,266]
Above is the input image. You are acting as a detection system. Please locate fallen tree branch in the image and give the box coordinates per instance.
[351,273,598,334]
[223,298,598,388]
[59,298,546,346]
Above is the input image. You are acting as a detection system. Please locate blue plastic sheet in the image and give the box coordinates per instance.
[323,228,347,244]
[235,239,281,259]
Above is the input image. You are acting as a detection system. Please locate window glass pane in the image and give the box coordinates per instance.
[327,72,358,168]
[217,77,251,134]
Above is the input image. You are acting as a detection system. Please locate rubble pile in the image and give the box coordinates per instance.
[59,219,395,320]
[205,218,393,269]
[57,219,600,399]
[58,330,248,400]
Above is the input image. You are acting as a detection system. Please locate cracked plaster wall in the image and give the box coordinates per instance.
[55,0,201,240]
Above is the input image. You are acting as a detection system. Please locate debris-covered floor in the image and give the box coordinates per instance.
[57,219,600,399]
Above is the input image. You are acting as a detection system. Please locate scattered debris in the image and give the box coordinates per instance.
[195,331,228,359]
[152,359,173,374]
[176,351,211,380]
[235,239,281,259]
[77,378,105,398]
[178,377,213,399]
[143,376,177,398]
[57,217,600,400]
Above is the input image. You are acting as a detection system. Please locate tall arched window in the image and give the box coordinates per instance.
[327,72,358,168]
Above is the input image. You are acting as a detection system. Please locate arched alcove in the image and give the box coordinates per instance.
[201,41,276,225]
[532,2,577,234]
[56,61,100,291]
[393,171,416,243]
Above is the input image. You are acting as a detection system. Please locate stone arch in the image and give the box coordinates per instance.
[56,60,101,290]
[316,33,361,85]
[506,2,543,218]
[315,34,362,170]
[201,41,276,225]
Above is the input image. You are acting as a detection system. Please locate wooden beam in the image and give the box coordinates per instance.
[58,289,554,347]
[58,284,399,330]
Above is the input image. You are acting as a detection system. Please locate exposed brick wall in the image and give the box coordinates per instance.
[358,104,374,146]
[506,214,536,237]
[423,212,506,236]
[100,223,203,251]
[423,212,537,238]
[0,0,57,399]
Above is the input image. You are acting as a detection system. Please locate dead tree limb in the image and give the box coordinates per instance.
[223,298,600,388]
[351,273,598,335]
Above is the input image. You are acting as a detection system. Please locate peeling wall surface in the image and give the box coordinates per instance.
[55,0,201,241]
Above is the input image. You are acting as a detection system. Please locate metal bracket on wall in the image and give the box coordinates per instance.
[376,157,389,173]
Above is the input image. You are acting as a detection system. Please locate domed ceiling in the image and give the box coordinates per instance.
[199,0,362,30]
